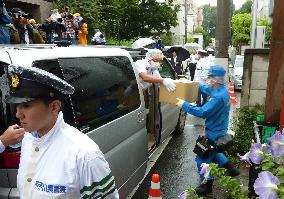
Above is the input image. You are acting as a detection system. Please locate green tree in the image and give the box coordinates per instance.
[257,17,272,43]
[54,0,179,42]
[193,26,210,47]
[235,0,252,14]
[202,4,217,39]
[231,13,252,52]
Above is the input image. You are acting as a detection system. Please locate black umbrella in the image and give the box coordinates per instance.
[166,46,190,61]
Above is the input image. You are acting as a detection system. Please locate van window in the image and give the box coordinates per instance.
[58,56,140,133]
[159,58,175,79]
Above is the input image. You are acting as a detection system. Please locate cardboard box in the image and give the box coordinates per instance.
[159,79,199,104]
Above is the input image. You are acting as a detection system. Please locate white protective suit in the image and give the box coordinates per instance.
[135,58,162,90]
[17,112,119,199]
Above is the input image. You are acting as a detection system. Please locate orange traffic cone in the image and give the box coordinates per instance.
[229,81,237,105]
[149,174,162,199]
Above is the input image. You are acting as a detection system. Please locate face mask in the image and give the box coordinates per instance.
[149,61,160,70]
[206,77,218,86]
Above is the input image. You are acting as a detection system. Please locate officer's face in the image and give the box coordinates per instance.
[15,99,61,136]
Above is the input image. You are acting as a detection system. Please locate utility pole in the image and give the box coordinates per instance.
[184,0,188,44]
[251,0,258,48]
[264,0,284,124]
[215,0,230,82]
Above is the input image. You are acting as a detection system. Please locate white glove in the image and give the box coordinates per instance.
[176,98,185,108]
[162,78,176,92]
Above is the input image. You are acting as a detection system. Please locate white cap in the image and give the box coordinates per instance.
[146,49,164,60]
[198,49,207,53]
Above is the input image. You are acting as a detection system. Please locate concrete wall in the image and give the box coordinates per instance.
[241,48,270,108]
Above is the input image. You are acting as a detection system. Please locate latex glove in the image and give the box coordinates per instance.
[176,98,185,108]
[162,78,176,92]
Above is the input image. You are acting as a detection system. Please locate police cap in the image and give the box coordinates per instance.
[6,64,74,104]
[208,65,226,77]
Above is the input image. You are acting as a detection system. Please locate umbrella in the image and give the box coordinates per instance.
[166,46,190,61]
[184,42,202,52]
[131,38,155,49]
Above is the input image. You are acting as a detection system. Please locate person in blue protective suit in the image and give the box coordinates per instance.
[176,65,239,195]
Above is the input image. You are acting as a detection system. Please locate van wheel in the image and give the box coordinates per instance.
[173,110,187,136]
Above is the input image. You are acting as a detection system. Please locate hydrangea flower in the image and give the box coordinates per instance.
[178,190,187,199]
[237,152,251,164]
[268,131,284,157]
[248,143,264,164]
[254,171,280,199]
[262,143,271,153]
[200,163,211,181]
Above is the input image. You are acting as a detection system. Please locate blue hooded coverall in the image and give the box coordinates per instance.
[181,83,230,182]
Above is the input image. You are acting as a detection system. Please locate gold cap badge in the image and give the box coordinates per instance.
[10,73,20,90]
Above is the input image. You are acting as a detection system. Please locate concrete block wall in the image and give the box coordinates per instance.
[241,48,270,108]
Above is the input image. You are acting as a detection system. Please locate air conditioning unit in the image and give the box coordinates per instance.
[255,26,266,48]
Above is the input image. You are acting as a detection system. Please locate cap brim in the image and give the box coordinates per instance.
[5,96,36,104]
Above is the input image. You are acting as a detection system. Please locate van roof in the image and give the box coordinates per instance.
[1,46,132,67]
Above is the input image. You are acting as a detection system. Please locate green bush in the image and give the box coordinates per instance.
[226,105,264,158]
[106,37,137,46]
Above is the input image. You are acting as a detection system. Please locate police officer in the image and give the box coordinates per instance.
[6,64,119,198]
[135,49,176,92]
[0,125,25,153]
[176,65,239,195]
[195,49,210,106]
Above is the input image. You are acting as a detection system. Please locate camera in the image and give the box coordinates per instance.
[67,13,73,19]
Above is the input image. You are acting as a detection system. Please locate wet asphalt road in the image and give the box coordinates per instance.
[131,92,241,199]
[132,115,205,199]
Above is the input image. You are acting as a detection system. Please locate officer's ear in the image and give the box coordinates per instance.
[49,100,62,113]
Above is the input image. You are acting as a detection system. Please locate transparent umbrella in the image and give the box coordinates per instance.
[184,42,202,52]
[131,38,155,49]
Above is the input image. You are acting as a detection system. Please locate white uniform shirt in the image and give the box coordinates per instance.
[207,54,215,66]
[195,57,210,82]
[135,59,162,90]
[17,112,119,199]
[0,140,5,153]
[190,54,198,64]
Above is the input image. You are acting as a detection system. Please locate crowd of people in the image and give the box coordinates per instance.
[0,4,107,45]
[0,1,239,196]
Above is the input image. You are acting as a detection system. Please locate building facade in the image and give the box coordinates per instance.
[160,0,203,45]
[172,0,203,45]
[6,0,53,23]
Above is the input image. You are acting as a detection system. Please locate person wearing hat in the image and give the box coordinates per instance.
[151,36,164,50]
[176,65,239,195]
[195,49,210,106]
[91,28,106,45]
[10,8,40,44]
[6,65,119,198]
[61,5,76,44]
[135,48,176,92]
